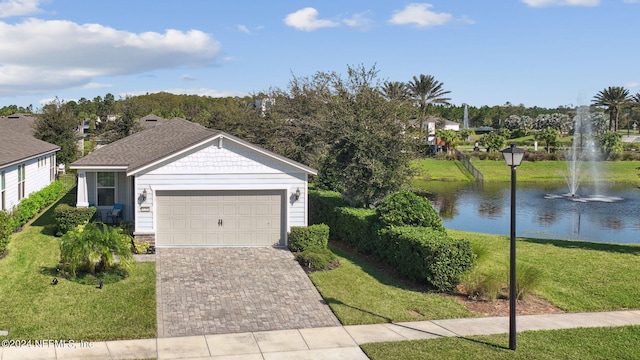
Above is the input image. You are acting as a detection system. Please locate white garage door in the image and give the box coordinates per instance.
[156,190,283,247]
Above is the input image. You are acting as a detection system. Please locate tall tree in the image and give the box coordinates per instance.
[592,86,630,132]
[381,81,409,101]
[407,74,451,133]
[34,98,79,164]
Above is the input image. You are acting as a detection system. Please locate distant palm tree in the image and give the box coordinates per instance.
[632,92,640,103]
[592,86,630,132]
[381,81,409,101]
[407,74,451,133]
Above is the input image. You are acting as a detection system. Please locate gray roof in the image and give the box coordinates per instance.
[0,117,60,167]
[70,117,317,175]
[0,113,37,136]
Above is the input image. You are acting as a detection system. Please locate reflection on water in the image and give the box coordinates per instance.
[420,182,640,244]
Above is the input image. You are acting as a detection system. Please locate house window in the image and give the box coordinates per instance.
[50,154,56,181]
[97,172,115,206]
[17,164,25,200]
[1,170,5,210]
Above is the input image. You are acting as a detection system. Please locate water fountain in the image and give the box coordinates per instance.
[545,105,622,203]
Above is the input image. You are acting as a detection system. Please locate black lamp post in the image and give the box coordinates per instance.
[501,143,525,351]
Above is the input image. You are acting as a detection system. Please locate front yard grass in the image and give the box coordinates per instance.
[361,325,640,360]
[449,230,640,312]
[0,195,156,341]
[308,245,476,325]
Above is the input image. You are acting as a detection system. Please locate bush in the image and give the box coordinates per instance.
[381,226,474,291]
[54,204,97,235]
[376,190,444,231]
[295,246,338,271]
[13,180,66,226]
[515,262,545,300]
[461,267,504,301]
[333,207,379,254]
[60,222,134,277]
[308,189,346,230]
[288,224,330,252]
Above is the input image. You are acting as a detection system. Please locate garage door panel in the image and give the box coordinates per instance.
[157,190,283,247]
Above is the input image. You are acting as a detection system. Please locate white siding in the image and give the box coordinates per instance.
[1,152,57,211]
[133,139,310,240]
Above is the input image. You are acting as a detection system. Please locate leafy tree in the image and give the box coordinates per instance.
[101,96,142,143]
[592,86,631,132]
[597,131,623,159]
[59,222,133,277]
[436,129,459,153]
[381,81,409,101]
[34,98,79,164]
[407,74,451,133]
[534,127,559,153]
[479,131,506,153]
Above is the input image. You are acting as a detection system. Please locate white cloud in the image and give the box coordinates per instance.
[625,82,640,88]
[0,18,221,95]
[284,7,339,31]
[521,0,599,7]
[237,24,250,34]
[83,82,112,89]
[343,11,374,30]
[389,3,453,27]
[0,0,44,18]
[181,74,197,81]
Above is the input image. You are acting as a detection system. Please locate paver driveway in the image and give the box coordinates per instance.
[156,247,341,337]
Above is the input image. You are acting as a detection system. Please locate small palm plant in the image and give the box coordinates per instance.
[60,223,134,277]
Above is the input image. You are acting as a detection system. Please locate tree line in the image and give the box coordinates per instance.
[6,65,639,206]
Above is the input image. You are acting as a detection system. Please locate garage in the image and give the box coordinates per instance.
[156,190,284,247]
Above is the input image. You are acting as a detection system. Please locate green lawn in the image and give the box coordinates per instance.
[411,158,640,183]
[0,194,156,341]
[362,325,640,360]
[308,245,476,325]
[450,230,640,312]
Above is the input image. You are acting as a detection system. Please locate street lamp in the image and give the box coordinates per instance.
[501,143,525,351]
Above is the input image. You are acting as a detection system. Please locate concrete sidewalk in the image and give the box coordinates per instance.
[2,310,640,360]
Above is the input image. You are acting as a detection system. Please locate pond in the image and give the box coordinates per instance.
[421,181,640,244]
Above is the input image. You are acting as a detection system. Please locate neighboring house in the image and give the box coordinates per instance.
[70,117,317,248]
[0,114,60,211]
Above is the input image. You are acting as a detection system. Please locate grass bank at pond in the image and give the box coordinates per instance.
[308,245,476,325]
[0,194,156,341]
[411,158,640,183]
[361,325,640,360]
[449,230,640,312]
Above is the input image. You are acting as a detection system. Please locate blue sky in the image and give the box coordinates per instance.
[0,0,638,110]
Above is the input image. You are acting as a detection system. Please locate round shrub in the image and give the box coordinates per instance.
[295,246,338,271]
[376,190,444,231]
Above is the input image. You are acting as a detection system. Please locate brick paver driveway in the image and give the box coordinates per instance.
[156,247,340,337]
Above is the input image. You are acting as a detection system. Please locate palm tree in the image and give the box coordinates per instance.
[381,81,409,101]
[592,86,630,132]
[407,74,451,133]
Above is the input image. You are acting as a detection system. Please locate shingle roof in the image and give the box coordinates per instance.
[71,117,219,172]
[0,114,37,136]
[0,127,60,167]
[70,117,317,175]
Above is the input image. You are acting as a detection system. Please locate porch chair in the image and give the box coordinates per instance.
[106,203,124,225]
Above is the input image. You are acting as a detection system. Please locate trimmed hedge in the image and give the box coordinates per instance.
[381,226,474,291]
[309,189,474,291]
[289,224,330,252]
[14,180,66,226]
[54,204,97,235]
[376,190,444,231]
[0,180,68,255]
